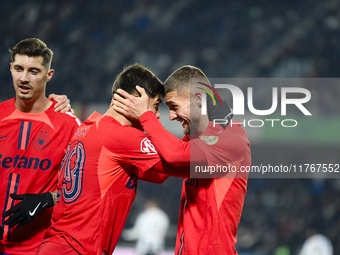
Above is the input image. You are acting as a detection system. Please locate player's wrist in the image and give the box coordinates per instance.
[49,191,58,206]
[43,192,54,208]
[139,111,156,122]
[138,104,153,119]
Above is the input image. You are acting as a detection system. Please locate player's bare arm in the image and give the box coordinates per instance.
[48,93,74,113]
[50,191,59,205]
[113,86,152,120]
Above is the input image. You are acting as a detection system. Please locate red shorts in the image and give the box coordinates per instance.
[37,241,79,255]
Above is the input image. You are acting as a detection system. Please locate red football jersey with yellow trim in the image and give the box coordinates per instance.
[44,112,161,255]
[0,98,80,255]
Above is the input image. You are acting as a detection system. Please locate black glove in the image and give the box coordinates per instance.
[0,225,4,238]
[3,193,54,229]
[207,91,233,128]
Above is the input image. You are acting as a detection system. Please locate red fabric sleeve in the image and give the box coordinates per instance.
[139,111,207,166]
[151,159,190,178]
[99,115,161,173]
[138,170,169,183]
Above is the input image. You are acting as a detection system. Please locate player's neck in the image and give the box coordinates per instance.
[105,107,134,126]
[197,116,210,134]
[15,97,52,113]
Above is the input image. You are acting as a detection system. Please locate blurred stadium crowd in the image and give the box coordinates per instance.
[238,169,340,254]
[2,0,340,102]
[1,0,340,254]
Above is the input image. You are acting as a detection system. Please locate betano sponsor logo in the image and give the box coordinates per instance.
[0,154,52,170]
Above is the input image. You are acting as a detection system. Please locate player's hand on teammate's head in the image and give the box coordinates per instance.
[112,86,151,120]
[48,93,74,114]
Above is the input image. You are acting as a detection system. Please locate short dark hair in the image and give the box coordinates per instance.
[112,63,164,99]
[10,38,53,69]
[164,65,209,94]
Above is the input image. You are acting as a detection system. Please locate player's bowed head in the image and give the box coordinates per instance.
[109,63,164,126]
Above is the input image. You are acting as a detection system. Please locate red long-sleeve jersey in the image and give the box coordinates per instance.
[139,111,251,255]
[42,112,176,255]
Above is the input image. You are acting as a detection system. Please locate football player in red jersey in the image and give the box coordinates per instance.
[113,65,251,255]
[38,64,188,255]
[0,38,81,255]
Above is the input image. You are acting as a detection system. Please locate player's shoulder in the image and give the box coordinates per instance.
[98,115,148,148]
[0,98,15,106]
[48,111,82,129]
[198,121,250,151]
[62,111,82,126]
[200,121,247,141]
[219,122,249,145]
[224,121,248,137]
[99,115,145,136]
[0,98,16,119]
[46,101,81,127]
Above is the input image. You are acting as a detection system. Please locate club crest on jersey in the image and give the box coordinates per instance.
[200,136,218,145]
[140,138,157,155]
[33,131,50,151]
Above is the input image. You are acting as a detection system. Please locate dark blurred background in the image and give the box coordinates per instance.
[1,0,340,254]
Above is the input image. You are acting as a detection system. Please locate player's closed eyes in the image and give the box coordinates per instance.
[168,105,177,110]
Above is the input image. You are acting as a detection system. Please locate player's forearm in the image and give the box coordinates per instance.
[138,169,169,183]
[139,111,190,167]
[140,112,208,165]
[150,159,190,179]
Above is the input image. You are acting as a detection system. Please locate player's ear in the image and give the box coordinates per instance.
[194,92,202,107]
[134,85,142,97]
[46,69,54,82]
